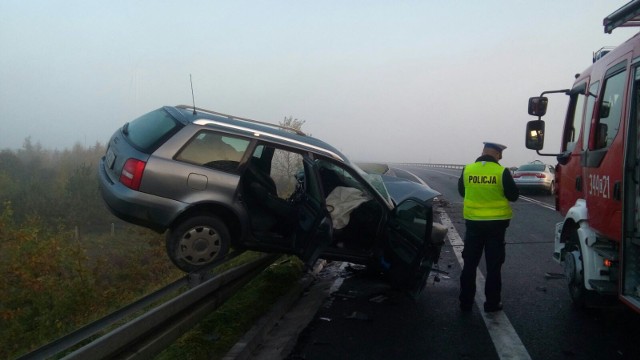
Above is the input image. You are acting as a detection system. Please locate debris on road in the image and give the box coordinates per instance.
[544,272,565,280]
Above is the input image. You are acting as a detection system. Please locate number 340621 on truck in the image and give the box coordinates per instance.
[525,0,640,312]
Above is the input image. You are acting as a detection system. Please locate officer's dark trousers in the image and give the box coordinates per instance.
[459,220,508,307]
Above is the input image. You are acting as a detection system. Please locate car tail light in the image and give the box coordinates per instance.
[536,173,546,179]
[513,174,521,178]
[120,158,146,190]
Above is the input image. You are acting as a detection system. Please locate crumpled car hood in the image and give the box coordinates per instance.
[380,174,441,205]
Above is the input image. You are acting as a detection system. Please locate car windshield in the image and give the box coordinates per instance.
[125,108,183,153]
[351,163,393,205]
[517,164,545,171]
[363,173,392,204]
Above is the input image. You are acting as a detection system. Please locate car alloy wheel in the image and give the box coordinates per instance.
[166,215,230,272]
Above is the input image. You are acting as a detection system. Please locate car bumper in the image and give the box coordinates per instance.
[514,181,552,190]
[98,158,187,232]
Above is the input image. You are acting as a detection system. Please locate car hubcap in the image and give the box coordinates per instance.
[179,226,222,265]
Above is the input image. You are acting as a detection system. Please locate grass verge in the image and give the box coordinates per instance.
[157,254,305,360]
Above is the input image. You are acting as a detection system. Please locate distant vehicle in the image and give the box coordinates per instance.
[512,160,555,195]
[524,1,640,312]
[98,105,447,295]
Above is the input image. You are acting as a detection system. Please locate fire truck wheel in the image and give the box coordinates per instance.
[564,249,587,307]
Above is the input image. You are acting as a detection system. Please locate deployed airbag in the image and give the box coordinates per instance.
[326,186,370,229]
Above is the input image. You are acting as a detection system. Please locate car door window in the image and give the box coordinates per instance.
[241,144,305,236]
[391,199,429,262]
[270,147,305,201]
[175,131,249,172]
[385,198,438,296]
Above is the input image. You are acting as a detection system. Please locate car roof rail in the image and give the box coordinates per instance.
[176,105,307,136]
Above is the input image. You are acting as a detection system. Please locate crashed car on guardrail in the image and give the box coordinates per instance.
[98,105,447,295]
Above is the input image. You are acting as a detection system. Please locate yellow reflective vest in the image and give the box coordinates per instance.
[462,161,512,220]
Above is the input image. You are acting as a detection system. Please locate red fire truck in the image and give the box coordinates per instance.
[525,1,640,311]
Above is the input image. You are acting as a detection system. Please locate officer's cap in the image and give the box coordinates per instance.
[483,142,507,153]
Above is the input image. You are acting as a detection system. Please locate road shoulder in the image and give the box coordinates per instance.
[223,260,341,360]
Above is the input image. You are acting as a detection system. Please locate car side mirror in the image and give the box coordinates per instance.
[526,120,545,150]
[528,97,548,117]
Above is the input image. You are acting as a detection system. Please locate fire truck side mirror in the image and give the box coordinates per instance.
[528,97,548,117]
[526,120,545,150]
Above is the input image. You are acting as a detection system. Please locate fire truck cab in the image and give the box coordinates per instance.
[525,1,640,311]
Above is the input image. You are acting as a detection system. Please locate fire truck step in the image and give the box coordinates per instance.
[588,280,617,295]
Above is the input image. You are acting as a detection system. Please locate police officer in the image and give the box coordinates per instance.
[458,142,519,312]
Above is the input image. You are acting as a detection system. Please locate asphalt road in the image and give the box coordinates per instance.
[276,165,640,360]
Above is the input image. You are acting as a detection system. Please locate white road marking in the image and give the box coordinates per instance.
[519,195,555,210]
[439,210,532,360]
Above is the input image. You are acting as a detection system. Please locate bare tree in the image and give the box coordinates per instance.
[272,116,306,197]
[281,116,306,134]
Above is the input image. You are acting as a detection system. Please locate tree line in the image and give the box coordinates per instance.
[0,137,114,231]
[0,138,181,359]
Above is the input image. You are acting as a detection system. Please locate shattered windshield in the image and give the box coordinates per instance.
[363,173,392,204]
[316,159,393,207]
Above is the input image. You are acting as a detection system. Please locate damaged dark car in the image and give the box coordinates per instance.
[98,105,447,295]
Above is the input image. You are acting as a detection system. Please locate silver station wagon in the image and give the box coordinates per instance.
[98,105,446,295]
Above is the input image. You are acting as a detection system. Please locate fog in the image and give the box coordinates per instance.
[1,0,637,168]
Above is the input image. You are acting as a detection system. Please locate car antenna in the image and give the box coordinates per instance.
[190,74,197,115]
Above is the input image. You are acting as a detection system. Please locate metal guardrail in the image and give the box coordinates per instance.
[18,252,280,360]
[391,163,465,170]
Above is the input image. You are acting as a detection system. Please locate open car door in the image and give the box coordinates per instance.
[242,145,331,268]
[294,157,333,269]
[381,176,446,297]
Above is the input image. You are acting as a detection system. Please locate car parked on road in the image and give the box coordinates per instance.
[98,105,447,295]
[512,160,556,194]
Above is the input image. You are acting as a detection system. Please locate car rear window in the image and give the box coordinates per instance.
[125,108,182,153]
[517,164,545,171]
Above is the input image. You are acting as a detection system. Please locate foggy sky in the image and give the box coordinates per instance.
[0,0,637,168]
